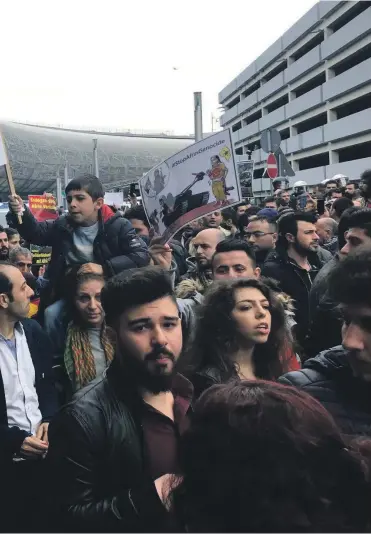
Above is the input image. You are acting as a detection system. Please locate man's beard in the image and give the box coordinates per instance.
[196,258,212,272]
[121,344,177,394]
[293,240,316,257]
[0,247,9,260]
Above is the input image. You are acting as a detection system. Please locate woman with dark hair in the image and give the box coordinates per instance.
[189,278,291,399]
[55,270,115,402]
[168,381,371,532]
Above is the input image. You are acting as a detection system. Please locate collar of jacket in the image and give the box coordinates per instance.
[269,246,322,270]
[59,204,116,234]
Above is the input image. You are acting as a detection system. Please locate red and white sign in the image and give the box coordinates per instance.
[267,153,278,179]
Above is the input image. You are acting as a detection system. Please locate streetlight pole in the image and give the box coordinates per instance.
[194,92,203,143]
[93,138,99,178]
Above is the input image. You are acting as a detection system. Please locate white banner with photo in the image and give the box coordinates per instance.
[139,129,241,243]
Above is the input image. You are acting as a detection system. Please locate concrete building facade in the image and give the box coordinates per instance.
[218,0,371,197]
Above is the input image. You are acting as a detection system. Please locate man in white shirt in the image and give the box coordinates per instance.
[0,263,58,532]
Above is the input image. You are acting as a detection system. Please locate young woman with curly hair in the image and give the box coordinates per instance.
[188,277,293,399]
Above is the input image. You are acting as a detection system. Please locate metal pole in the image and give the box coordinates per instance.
[63,164,69,211]
[194,92,203,143]
[93,138,99,178]
[56,173,62,207]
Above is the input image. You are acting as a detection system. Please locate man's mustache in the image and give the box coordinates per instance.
[145,346,175,362]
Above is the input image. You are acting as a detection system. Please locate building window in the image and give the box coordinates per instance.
[242,81,260,99]
[265,94,289,114]
[337,141,371,163]
[226,95,240,109]
[262,60,287,83]
[333,92,371,119]
[290,31,324,62]
[235,147,243,155]
[297,152,329,170]
[293,72,326,98]
[328,1,371,33]
[243,110,262,126]
[279,128,290,141]
[232,121,242,132]
[295,112,327,134]
[332,42,371,77]
[245,141,261,152]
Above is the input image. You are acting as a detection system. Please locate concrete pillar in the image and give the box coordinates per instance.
[324,27,333,39]
[327,108,337,123]
[329,147,339,165]
[290,124,298,137]
[291,159,300,172]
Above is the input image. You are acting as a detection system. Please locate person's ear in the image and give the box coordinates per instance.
[272,232,278,245]
[286,232,295,244]
[254,267,261,279]
[95,197,104,210]
[0,293,10,309]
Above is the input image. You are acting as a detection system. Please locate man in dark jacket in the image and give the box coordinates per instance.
[262,212,325,349]
[280,249,371,437]
[307,208,371,358]
[0,264,58,532]
[47,267,192,532]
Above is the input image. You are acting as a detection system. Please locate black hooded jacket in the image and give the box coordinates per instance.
[279,346,371,437]
[7,206,149,300]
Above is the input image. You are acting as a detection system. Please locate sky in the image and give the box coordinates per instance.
[0,0,317,135]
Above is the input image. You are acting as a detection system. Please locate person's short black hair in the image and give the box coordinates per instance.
[65,173,104,201]
[360,169,371,186]
[332,197,353,218]
[102,266,176,326]
[278,211,316,247]
[238,207,261,232]
[263,196,276,205]
[212,239,256,269]
[0,262,15,301]
[221,208,238,228]
[125,205,150,228]
[346,208,371,237]
[338,207,360,249]
[326,179,338,186]
[5,228,19,238]
[328,249,371,307]
[0,225,6,234]
[249,215,278,232]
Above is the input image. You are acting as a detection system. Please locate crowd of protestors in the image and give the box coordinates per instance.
[2,170,371,532]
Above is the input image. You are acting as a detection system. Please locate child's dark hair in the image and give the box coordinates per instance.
[65,174,104,201]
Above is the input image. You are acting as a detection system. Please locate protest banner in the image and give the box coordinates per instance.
[139,129,241,243]
[0,130,22,224]
[237,160,254,198]
[28,195,58,222]
[30,244,52,265]
[104,192,124,207]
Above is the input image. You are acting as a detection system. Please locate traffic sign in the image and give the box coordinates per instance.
[267,153,278,179]
[261,128,281,154]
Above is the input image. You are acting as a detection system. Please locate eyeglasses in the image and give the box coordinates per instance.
[244,231,275,239]
[16,262,32,269]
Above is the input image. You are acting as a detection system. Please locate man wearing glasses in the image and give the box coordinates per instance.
[245,215,278,267]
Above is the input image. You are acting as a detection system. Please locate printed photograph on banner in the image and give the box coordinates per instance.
[237,160,254,198]
[139,130,241,243]
[28,195,58,222]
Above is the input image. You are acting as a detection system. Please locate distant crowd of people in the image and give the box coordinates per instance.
[1,169,371,532]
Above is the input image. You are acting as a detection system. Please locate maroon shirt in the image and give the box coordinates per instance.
[141,374,193,480]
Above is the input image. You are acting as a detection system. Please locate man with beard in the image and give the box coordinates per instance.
[175,228,225,299]
[47,267,191,532]
[0,226,9,260]
[262,212,323,348]
[245,216,278,267]
[280,249,371,437]
[360,169,371,208]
